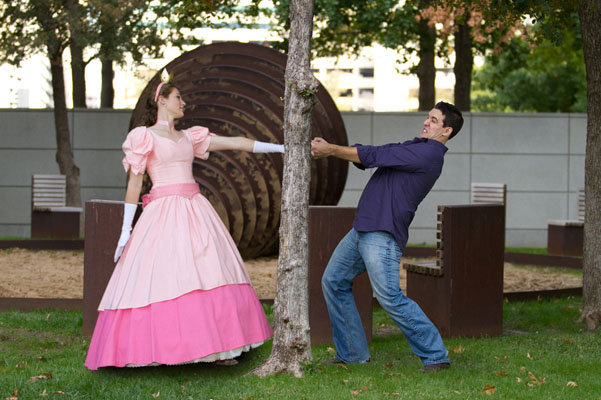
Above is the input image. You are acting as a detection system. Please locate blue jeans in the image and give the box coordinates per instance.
[321,228,450,365]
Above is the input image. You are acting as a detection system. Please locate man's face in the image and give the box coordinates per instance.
[420,108,452,141]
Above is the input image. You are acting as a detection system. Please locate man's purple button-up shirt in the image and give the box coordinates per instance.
[353,137,448,252]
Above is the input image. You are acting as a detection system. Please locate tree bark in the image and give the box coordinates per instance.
[70,40,87,108]
[453,13,473,111]
[577,0,601,331]
[101,55,114,108]
[253,0,318,378]
[417,0,436,110]
[49,52,82,207]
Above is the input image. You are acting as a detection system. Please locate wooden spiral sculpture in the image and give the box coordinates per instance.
[130,42,348,258]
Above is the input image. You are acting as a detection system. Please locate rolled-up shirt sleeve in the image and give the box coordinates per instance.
[356,142,426,172]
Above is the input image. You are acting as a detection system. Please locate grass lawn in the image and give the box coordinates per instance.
[1,298,599,400]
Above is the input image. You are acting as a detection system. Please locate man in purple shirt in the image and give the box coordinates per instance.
[311,101,463,372]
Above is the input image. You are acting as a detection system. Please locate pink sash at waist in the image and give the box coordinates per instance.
[141,183,200,209]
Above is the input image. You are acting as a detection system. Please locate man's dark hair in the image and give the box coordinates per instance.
[435,101,464,140]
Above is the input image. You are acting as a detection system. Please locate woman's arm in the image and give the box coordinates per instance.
[114,171,144,262]
[207,135,255,152]
[124,171,144,204]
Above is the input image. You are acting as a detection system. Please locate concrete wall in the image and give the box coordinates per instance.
[0,109,586,247]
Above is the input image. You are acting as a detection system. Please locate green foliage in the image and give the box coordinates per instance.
[1,299,600,399]
[0,0,71,63]
[472,24,586,113]
[269,0,421,61]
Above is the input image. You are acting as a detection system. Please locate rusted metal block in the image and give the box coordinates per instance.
[406,204,505,338]
[308,206,372,345]
[547,220,583,257]
[82,200,141,335]
[31,210,80,239]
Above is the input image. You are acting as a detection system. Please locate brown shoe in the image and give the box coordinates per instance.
[419,362,450,373]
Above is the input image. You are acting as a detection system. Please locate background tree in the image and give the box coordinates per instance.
[576,0,601,330]
[0,0,81,206]
[267,0,439,110]
[66,0,90,108]
[88,0,163,108]
[422,1,523,111]
[472,26,586,112]
[253,0,318,377]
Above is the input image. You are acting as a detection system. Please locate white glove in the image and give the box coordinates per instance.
[252,140,284,153]
[113,202,137,263]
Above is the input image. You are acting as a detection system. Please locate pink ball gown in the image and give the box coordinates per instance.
[84,126,273,370]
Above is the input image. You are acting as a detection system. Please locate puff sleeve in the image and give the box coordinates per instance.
[121,126,153,175]
[186,126,214,160]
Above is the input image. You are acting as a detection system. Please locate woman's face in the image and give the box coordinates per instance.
[161,88,186,118]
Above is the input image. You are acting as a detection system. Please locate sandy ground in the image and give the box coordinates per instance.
[0,249,582,299]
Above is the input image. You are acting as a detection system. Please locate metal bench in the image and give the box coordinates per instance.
[31,174,82,239]
[547,188,584,257]
[471,182,506,205]
[403,204,505,338]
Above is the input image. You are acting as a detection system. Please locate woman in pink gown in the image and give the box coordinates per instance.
[85,76,281,370]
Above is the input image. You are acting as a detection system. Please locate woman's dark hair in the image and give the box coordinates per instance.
[435,101,464,140]
[140,83,178,127]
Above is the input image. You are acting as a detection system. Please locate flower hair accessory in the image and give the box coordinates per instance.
[154,69,173,102]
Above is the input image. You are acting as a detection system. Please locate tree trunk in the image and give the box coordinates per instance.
[577,0,601,331]
[453,13,473,111]
[70,40,87,108]
[101,55,114,108]
[49,53,82,207]
[253,0,318,378]
[417,0,436,110]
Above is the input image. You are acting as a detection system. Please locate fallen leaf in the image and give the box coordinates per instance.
[494,370,508,377]
[15,361,28,369]
[3,387,18,400]
[53,392,65,395]
[516,377,522,383]
[453,390,461,395]
[565,340,573,344]
[46,314,50,321]
[392,393,400,396]
[40,388,47,397]
[383,362,394,368]
[43,373,52,379]
[336,364,348,370]
[152,392,160,398]
[326,347,336,354]
[566,381,578,387]
[29,376,48,383]
[350,389,361,395]
[482,384,496,395]
[526,352,532,359]
[527,371,541,384]
[520,366,526,371]
[451,345,465,354]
